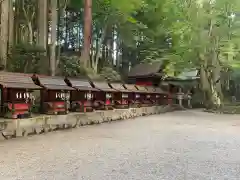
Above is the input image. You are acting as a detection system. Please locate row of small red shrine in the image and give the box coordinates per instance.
[0,72,169,119]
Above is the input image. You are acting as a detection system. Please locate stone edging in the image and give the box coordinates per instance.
[0,105,176,140]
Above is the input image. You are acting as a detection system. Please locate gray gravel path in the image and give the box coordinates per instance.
[1,110,240,180]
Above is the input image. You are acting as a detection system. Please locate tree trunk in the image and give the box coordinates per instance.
[200,17,223,108]
[38,0,48,50]
[106,25,114,65]
[0,0,9,69]
[27,22,33,44]
[8,0,14,53]
[14,0,22,44]
[208,76,222,108]
[116,33,121,71]
[24,22,34,73]
[200,59,222,109]
[121,44,130,75]
[80,0,92,68]
[92,27,107,73]
[210,51,222,107]
[37,0,49,74]
[56,0,69,74]
[50,0,58,76]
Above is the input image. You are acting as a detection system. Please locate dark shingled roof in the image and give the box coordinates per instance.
[91,81,116,92]
[65,77,98,91]
[32,74,74,90]
[145,86,157,93]
[135,85,148,93]
[124,84,141,92]
[109,83,131,92]
[128,62,164,77]
[0,72,41,89]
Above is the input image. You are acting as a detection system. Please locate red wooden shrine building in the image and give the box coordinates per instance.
[128,63,199,107]
[127,62,164,86]
[127,62,169,105]
[0,72,42,118]
[90,80,117,110]
[0,69,172,120]
[108,82,132,108]
[32,74,74,114]
[64,77,98,112]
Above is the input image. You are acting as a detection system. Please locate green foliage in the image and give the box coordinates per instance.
[99,66,121,81]
[161,0,240,70]
[7,43,46,73]
[58,55,99,77]
[57,55,121,81]
[58,55,81,76]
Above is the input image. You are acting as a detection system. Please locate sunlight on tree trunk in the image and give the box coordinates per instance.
[200,61,222,108]
[210,85,221,107]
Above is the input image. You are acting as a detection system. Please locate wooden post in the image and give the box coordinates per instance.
[11,89,15,118]
[64,90,67,114]
[27,89,32,116]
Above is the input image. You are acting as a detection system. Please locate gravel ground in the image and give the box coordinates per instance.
[1,110,240,180]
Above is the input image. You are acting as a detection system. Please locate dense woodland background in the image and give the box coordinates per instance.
[1,0,240,107]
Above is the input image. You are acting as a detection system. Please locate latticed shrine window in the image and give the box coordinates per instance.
[135,94,140,98]
[106,93,112,99]
[84,92,93,100]
[55,92,70,100]
[16,92,30,99]
[122,94,128,98]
